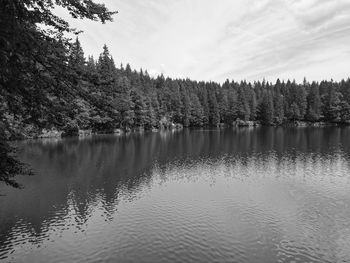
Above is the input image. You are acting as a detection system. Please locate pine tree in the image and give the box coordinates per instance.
[97,44,117,93]
[286,80,305,120]
[273,79,284,124]
[144,100,157,129]
[306,81,321,121]
[86,56,99,84]
[189,93,204,126]
[112,76,134,128]
[259,91,274,124]
[322,81,342,121]
[68,38,86,75]
[226,87,238,124]
[236,84,250,121]
[180,86,191,127]
[249,88,258,121]
[217,89,229,123]
[297,80,307,119]
[198,83,210,126]
[290,102,300,121]
[131,90,146,128]
[167,80,182,123]
[207,84,220,126]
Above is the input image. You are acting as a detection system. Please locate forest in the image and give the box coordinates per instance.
[1,0,350,186]
[60,41,350,130]
[2,37,350,139]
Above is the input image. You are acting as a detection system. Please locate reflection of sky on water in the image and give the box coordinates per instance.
[1,127,350,262]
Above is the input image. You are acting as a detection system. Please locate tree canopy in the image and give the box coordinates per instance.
[0,0,116,187]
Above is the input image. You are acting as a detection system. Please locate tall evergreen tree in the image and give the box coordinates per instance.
[198,83,210,126]
[322,81,342,121]
[131,90,146,128]
[296,81,307,119]
[189,93,204,126]
[273,79,284,124]
[97,44,117,93]
[236,84,250,121]
[217,89,229,123]
[144,99,158,129]
[306,81,321,121]
[226,88,238,124]
[207,84,220,126]
[259,91,274,124]
[180,85,191,127]
[68,38,86,75]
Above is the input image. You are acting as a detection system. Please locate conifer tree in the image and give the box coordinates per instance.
[306,82,321,121]
[297,81,307,119]
[259,91,274,124]
[198,84,210,126]
[180,86,191,127]
[144,100,158,129]
[273,79,284,124]
[189,93,204,126]
[237,85,250,121]
[207,85,220,126]
[68,38,86,75]
[97,45,117,93]
[322,81,342,121]
[113,77,134,128]
[217,89,229,123]
[131,90,146,128]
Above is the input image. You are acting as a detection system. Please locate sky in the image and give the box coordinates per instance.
[56,0,350,83]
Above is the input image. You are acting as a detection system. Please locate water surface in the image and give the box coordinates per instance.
[1,127,350,263]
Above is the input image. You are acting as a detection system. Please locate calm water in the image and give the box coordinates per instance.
[1,127,350,263]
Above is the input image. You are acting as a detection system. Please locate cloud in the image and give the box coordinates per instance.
[284,0,350,29]
[57,0,350,83]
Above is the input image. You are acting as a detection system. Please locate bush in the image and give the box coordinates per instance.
[0,122,32,187]
[62,120,79,137]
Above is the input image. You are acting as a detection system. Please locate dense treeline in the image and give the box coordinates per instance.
[2,37,350,137]
[16,38,349,133]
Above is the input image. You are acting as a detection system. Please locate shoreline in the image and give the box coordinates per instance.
[6,120,350,142]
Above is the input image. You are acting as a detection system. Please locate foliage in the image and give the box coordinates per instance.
[62,120,79,137]
[0,123,32,188]
[0,0,115,187]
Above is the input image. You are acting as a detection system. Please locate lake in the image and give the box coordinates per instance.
[1,127,350,263]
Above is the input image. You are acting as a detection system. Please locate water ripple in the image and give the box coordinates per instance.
[2,129,350,262]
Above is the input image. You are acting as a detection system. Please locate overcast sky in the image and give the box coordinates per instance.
[57,0,350,83]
